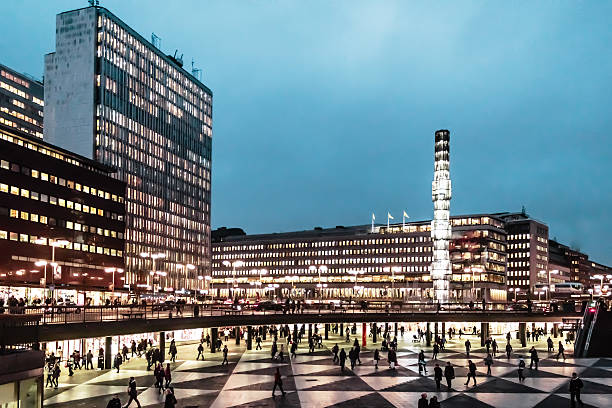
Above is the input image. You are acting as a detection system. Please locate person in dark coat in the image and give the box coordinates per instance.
[429,395,441,408]
[417,393,429,408]
[339,348,347,371]
[124,377,142,408]
[529,346,539,370]
[569,372,584,408]
[331,344,339,363]
[222,345,229,365]
[164,387,177,408]
[374,349,380,369]
[197,342,204,360]
[272,367,286,397]
[433,363,443,390]
[106,395,121,408]
[465,360,477,386]
[444,362,455,389]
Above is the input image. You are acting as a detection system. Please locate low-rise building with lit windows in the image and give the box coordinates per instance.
[211,214,509,303]
[0,124,125,303]
[0,63,44,139]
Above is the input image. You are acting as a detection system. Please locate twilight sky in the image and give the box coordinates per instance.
[1,1,611,264]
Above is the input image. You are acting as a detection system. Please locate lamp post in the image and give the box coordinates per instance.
[35,238,69,300]
[348,269,363,298]
[176,263,196,296]
[222,260,244,299]
[140,252,166,295]
[391,266,401,299]
[309,265,327,305]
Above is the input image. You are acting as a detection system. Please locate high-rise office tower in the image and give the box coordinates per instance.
[0,63,44,138]
[431,129,452,303]
[44,6,213,293]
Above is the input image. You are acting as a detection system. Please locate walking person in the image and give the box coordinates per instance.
[547,337,554,352]
[492,339,498,357]
[349,347,357,370]
[418,393,429,408]
[164,387,177,408]
[106,395,122,408]
[52,363,61,389]
[291,341,298,359]
[418,350,427,375]
[444,362,455,389]
[569,372,584,408]
[86,350,94,370]
[279,344,285,363]
[221,345,229,366]
[557,341,566,360]
[155,363,165,393]
[465,360,477,386]
[484,353,493,376]
[196,341,204,360]
[123,377,142,408]
[164,363,172,389]
[131,340,137,357]
[518,358,526,382]
[374,349,380,369]
[529,346,539,370]
[272,367,286,397]
[506,342,513,359]
[169,340,177,362]
[434,363,443,390]
[256,335,262,350]
[332,343,339,363]
[114,353,123,373]
[465,339,471,357]
[122,344,130,362]
[339,348,347,371]
[432,343,439,360]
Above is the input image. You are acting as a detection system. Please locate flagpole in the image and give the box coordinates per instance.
[387,213,390,229]
[403,213,405,230]
[371,213,375,233]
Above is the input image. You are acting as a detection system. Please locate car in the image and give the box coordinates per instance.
[253,301,284,311]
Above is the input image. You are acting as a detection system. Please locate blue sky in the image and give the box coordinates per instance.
[2,1,611,264]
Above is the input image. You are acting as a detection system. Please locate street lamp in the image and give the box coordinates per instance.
[104,267,124,293]
[223,260,244,299]
[140,252,166,294]
[348,269,363,298]
[309,265,327,304]
[176,263,196,294]
[35,238,70,299]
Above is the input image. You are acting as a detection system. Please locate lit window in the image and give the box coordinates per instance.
[10,186,18,195]
[0,230,6,239]
[31,214,39,222]
[0,183,7,193]
[9,209,18,218]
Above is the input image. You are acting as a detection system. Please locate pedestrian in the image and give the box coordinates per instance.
[417,393,429,408]
[465,360,477,386]
[418,350,427,375]
[349,347,357,370]
[434,363,443,390]
[86,349,94,370]
[197,341,204,360]
[506,342,513,359]
[529,346,539,370]
[272,367,286,397]
[155,363,165,393]
[123,377,142,408]
[518,358,526,382]
[114,353,122,373]
[429,395,441,408]
[164,363,172,388]
[169,340,177,362]
[547,337,554,352]
[164,387,177,408]
[557,341,566,360]
[224,328,229,342]
[506,331,512,344]
[374,349,380,369]
[444,362,455,389]
[256,335,262,350]
[106,394,121,408]
[388,348,397,369]
[131,340,137,357]
[222,345,229,365]
[484,353,493,376]
[52,363,61,389]
[339,348,347,371]
[332,343,339,363]
[432,343,439,360]
[465,339,471,357]
[271,341,278,360]
[569,372,584,408]
[46,365,54,388]
[355,343,362,365]
[122,344,130,362]
[492,339,498,357]
[279,344,285,363]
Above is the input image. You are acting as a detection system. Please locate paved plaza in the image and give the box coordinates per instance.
[43,327,612,407]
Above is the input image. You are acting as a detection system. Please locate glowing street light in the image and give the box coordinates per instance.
[223,260,244,297]
[104,267,124,292]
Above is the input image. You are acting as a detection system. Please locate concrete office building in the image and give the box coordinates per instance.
[44,6,213,294]
[212,213,509,303]
[0,63,43,139]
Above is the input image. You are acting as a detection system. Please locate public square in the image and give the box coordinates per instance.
[42,327,612,408]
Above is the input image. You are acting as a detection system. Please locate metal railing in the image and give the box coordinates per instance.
[0,300,574,326]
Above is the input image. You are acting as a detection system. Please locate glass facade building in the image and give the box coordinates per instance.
[44,6,213,294]
[0,63,43,139]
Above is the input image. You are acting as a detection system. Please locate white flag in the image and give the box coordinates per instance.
[403,211,409,218]
[387,212,394,220]
[372,213,375,221]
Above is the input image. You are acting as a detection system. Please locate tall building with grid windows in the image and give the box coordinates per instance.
[0,63,44,139]
[44,6,213,294]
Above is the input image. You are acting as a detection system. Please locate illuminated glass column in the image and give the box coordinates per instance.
[431,129,452,303]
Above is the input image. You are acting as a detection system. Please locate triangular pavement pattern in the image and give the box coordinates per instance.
[297,390,372,408]
[472,392,549,408]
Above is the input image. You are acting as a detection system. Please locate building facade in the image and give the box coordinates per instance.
[211,213,509,303]
[0,125,125,303]
[501,212,549,299]
[44,6,213,294]
[0,63,43,139]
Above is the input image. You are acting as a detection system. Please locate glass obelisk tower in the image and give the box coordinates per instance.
[431,129,452,303]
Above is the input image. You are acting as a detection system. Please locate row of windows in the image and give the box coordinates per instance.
[0,230,123,257]
[212,264,433,276]
[1,70,33,90]
[509,261,530,268]
[214,245,433,260]
[508,279,530,286]
[0,158,124,204]
[0,106,41,127]
[508,242,530,250]
[0,182,124,221]
[0,116,42,138]
[2,206,123,239]
[508,270,529,277]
